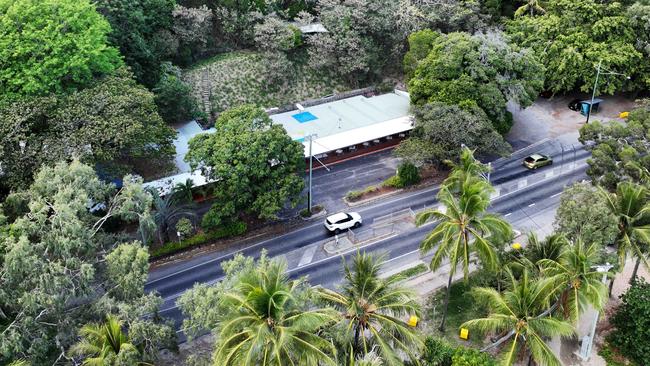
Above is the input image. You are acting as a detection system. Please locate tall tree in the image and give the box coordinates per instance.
[396,103,510,167]
[539,239,608,324]
[94,0,176,87]
[0,0,122,97]
[514,0,546,17]
[185,105,305,225]
[416,160,512,330]
[579,101,650,190]
[0,160,172,364]
[0,68,176,193]
[507,0,643,94]
[407,30,544,133]
[417,182,511,331]
[463,270,574,366]
[317,252,422,365]
[553,182,618,248]
[599,182,650,283]
[187,254,337,366]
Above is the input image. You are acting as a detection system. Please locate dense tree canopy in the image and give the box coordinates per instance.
[185,105,305,225]
[0,160,173,364]
[554,182,618,249]
[407,30,544,133]
[579,100,650,190]
[0,0,122,98]
[308,0,421,84]
[396,102,510,166]
[507,0,643,94]
[608,279,650,365]
[94,0,177,87]
[0,68,176,193]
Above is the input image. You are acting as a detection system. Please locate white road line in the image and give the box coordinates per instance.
[505,213,512,217]
[384,249,420,264]
[297,245,318,267]
[528,203,536,207]
[551,192,562,198]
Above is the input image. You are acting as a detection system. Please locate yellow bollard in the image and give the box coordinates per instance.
[408,315,419,327]
[459,328,469,340]
[620,111,629,118]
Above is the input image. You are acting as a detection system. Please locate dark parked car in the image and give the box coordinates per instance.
[568,99,582,111]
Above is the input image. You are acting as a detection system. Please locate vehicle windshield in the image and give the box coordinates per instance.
[524,157,536,163]
[326,218,333,225]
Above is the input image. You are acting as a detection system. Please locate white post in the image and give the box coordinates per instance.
[578,263,613,360]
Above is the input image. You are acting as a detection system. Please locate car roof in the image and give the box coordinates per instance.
[327,212,349,221]
[528,154,545,159]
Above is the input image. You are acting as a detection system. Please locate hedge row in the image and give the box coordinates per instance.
[150,221,247,258]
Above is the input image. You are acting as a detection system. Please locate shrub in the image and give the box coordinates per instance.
[175,218,194,237]
[201,205,225,231]
[608,279,650,365]
[150,221,247,258]
[300,204,323,218]
[421,337,453,366]
[382,175,403,188]
[451,346,496,366]
[346,190,363,201]
[398,162,420,187]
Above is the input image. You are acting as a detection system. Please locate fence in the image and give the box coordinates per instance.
[346,222,396,244]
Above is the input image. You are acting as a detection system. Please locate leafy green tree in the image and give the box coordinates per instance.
[599,182,650,283]
[308,0,421,85]
[0,68,176,192]
[408,31,544,133]
[395,102,510,166]
[185,105,305,224]
[507,0,643,94]
[403,29,440,81]
[608,279,650,365]
[70,315,144,366]
[579,101,650,190]
[317,252,422,365]
[539,239,608,324]
[463,270,574,366]
[0,160,172,364]
[417,165,512,330]
[554,182,618,248]
[153,63,203,124]
[0,0,122,97]
[95,0,176,87]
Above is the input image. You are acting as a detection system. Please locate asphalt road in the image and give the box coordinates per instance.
[145,138,589,338]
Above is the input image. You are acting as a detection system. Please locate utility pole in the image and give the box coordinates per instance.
[577,263,613,361]
[308,134,314,213]
[586,60,602,124]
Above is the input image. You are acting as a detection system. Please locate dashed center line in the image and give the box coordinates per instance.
[528,203,536,207]
[504,213,512,217]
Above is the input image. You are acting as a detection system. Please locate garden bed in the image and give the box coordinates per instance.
[345,165,446,203]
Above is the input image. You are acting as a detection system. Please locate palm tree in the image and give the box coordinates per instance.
[70,314,146,366]
[417,178,512,331]
[173,178,195,203]
[147,188,196,244]
[599,182,650,283]
[514,0,546,17]
[317,252,422,365]
[214,258,337,366]
[538,239,608,324]
[524,233,569,273]
[350,349,384,366]
[463,270,574,366]
[442,147,490,193]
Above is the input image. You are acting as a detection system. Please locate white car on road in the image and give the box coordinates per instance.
[324,212,362,234]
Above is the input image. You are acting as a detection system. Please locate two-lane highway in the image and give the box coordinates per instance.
[145,139,589,338]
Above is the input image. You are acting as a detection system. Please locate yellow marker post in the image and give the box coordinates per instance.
[512,242,522,250]
[620,111,629,119]
[408,315,419,327]
[459,328,469,340]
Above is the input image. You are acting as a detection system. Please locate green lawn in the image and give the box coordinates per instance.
[424,271,493,347]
